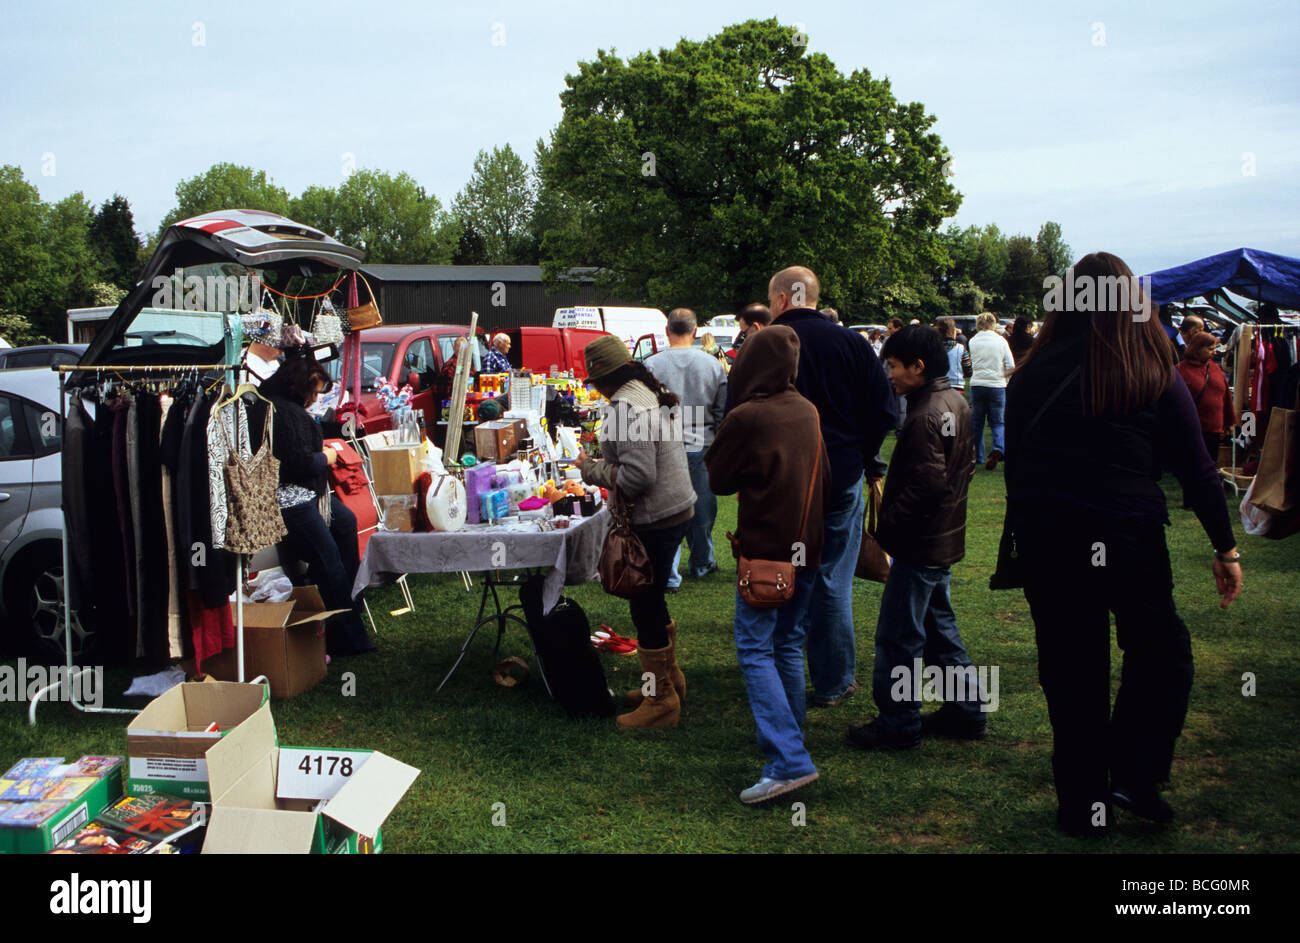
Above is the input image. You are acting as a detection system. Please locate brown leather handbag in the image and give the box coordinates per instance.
[731,435,821,609]
[854,478,891,582]
[344,271,383,333]
[598,471,654,600]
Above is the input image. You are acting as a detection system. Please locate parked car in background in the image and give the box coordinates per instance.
[326,324,488,435]
[0,367,81,662]
[503,326,610,379]
[0,344,87,371]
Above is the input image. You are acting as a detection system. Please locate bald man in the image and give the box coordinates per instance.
[767,266,897,707]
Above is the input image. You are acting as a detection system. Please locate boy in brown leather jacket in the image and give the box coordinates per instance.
[847,325,989,750]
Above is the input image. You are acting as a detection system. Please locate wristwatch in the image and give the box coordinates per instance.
[1214,550,1241,563]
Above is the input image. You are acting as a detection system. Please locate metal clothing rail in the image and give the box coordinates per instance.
[29,361,239,725]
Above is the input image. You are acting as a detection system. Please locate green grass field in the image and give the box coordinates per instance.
[3,435,1297,853]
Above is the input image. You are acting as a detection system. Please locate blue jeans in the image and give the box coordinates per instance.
[734,571,818,780]
[970,386,1006,464]
[871,560,985,735]
[280,496,371,656]
[667,449,717,587]
[805,475,864,702]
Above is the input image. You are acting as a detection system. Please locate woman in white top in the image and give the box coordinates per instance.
[967,312,1016,469]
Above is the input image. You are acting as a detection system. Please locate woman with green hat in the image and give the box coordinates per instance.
[575,335,696,728]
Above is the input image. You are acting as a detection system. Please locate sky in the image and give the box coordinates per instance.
[2,0,1297,277]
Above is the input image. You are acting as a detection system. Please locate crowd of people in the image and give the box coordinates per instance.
[578,257,1245,834]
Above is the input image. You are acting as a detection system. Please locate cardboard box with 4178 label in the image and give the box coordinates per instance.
[126,682,271,802]
[203,703,420,854]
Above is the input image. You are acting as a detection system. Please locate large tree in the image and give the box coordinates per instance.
[156,163,292,239]
[452,145,537,265]
[0,166,99,339]
[1035,221,1072,279]
[293,169,459,264]
[538,19,960,312]
[89,194,142,290]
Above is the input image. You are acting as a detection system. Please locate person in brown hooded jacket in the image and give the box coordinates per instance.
[707,325,830,804]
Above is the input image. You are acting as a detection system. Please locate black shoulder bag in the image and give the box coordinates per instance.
[989,367,1082,590]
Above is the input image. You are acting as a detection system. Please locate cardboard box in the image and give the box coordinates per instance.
[127,682,271,802]
[204,587,345,699]
[370,447,421,496]
[0,765,123,855]
[474,419,525,462]
[203,704,419,854]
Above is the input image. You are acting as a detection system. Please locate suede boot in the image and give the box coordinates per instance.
[617,643,680,729]
[625,621,685,707]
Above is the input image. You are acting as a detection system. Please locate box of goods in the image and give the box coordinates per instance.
[203,706,419,855]
[0,755,124,854]
[474,419,527,463]
[126,682,271,802]
[204,588,347,698]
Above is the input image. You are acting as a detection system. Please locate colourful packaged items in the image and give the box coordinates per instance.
[1,757,65,780]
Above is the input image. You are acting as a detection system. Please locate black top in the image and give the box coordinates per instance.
[260,395,328,496]
[1005,332,1235,552]
[766,307,897,493]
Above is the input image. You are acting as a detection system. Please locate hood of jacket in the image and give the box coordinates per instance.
[729,324,800,405]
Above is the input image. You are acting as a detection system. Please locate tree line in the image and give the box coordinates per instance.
[0,19,1069,343]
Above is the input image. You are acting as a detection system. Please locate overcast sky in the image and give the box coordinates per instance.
[3,0,1296,277]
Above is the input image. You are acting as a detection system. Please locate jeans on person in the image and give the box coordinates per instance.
[805,475,864,702]
[871,560,985,736]
[279,495,372,655]
[970,385,1006,464]
[735,570,818,780]
[630,517,691,649]
[1017,502,1193,824]
[667,450,718,587]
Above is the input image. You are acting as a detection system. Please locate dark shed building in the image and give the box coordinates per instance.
[359,265,643,333]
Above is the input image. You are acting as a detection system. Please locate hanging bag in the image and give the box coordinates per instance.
[597,469,655,599]
[218,403,288,555]
[1249,392,1298,514]
[854,477,891,582]
[344,272,383,333]
[730,433,821,609]
[990,367,1081,590]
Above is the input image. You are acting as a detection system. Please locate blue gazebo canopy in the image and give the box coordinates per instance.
[1145,247,1300,310]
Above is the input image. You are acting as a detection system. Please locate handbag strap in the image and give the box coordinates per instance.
[350,271,378,308]
[796,432,823,546]
[1192,363,1212,406]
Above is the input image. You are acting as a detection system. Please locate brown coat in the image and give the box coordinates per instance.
[706,325,830,570]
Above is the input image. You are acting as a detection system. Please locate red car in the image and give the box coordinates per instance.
[329,324,489,434]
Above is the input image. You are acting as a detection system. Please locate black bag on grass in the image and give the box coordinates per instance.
[519,576,614,719]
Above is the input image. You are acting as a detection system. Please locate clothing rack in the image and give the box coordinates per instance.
[29,361,240,726]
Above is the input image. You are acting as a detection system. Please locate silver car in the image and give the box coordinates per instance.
[0,367,79,662]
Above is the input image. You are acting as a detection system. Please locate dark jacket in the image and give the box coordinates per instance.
[877,376,974,567]
[765,308,896,494]
[706,326,830,569]
[265,395,328,496]
[1005,330,1235,551]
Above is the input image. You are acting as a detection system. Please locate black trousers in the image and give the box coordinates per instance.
[629,518,691,649]
[280,495,371,655]
[1017,503,1194,823]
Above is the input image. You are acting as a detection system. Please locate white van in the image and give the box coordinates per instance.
[554,306,666,352]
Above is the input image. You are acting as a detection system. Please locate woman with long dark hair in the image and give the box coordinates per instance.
[575,336,696,729]
[1004,252,1242,836]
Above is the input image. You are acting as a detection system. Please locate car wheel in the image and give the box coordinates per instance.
[4,542,98,665]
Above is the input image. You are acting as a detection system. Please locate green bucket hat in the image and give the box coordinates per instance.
[584,334,631,382]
